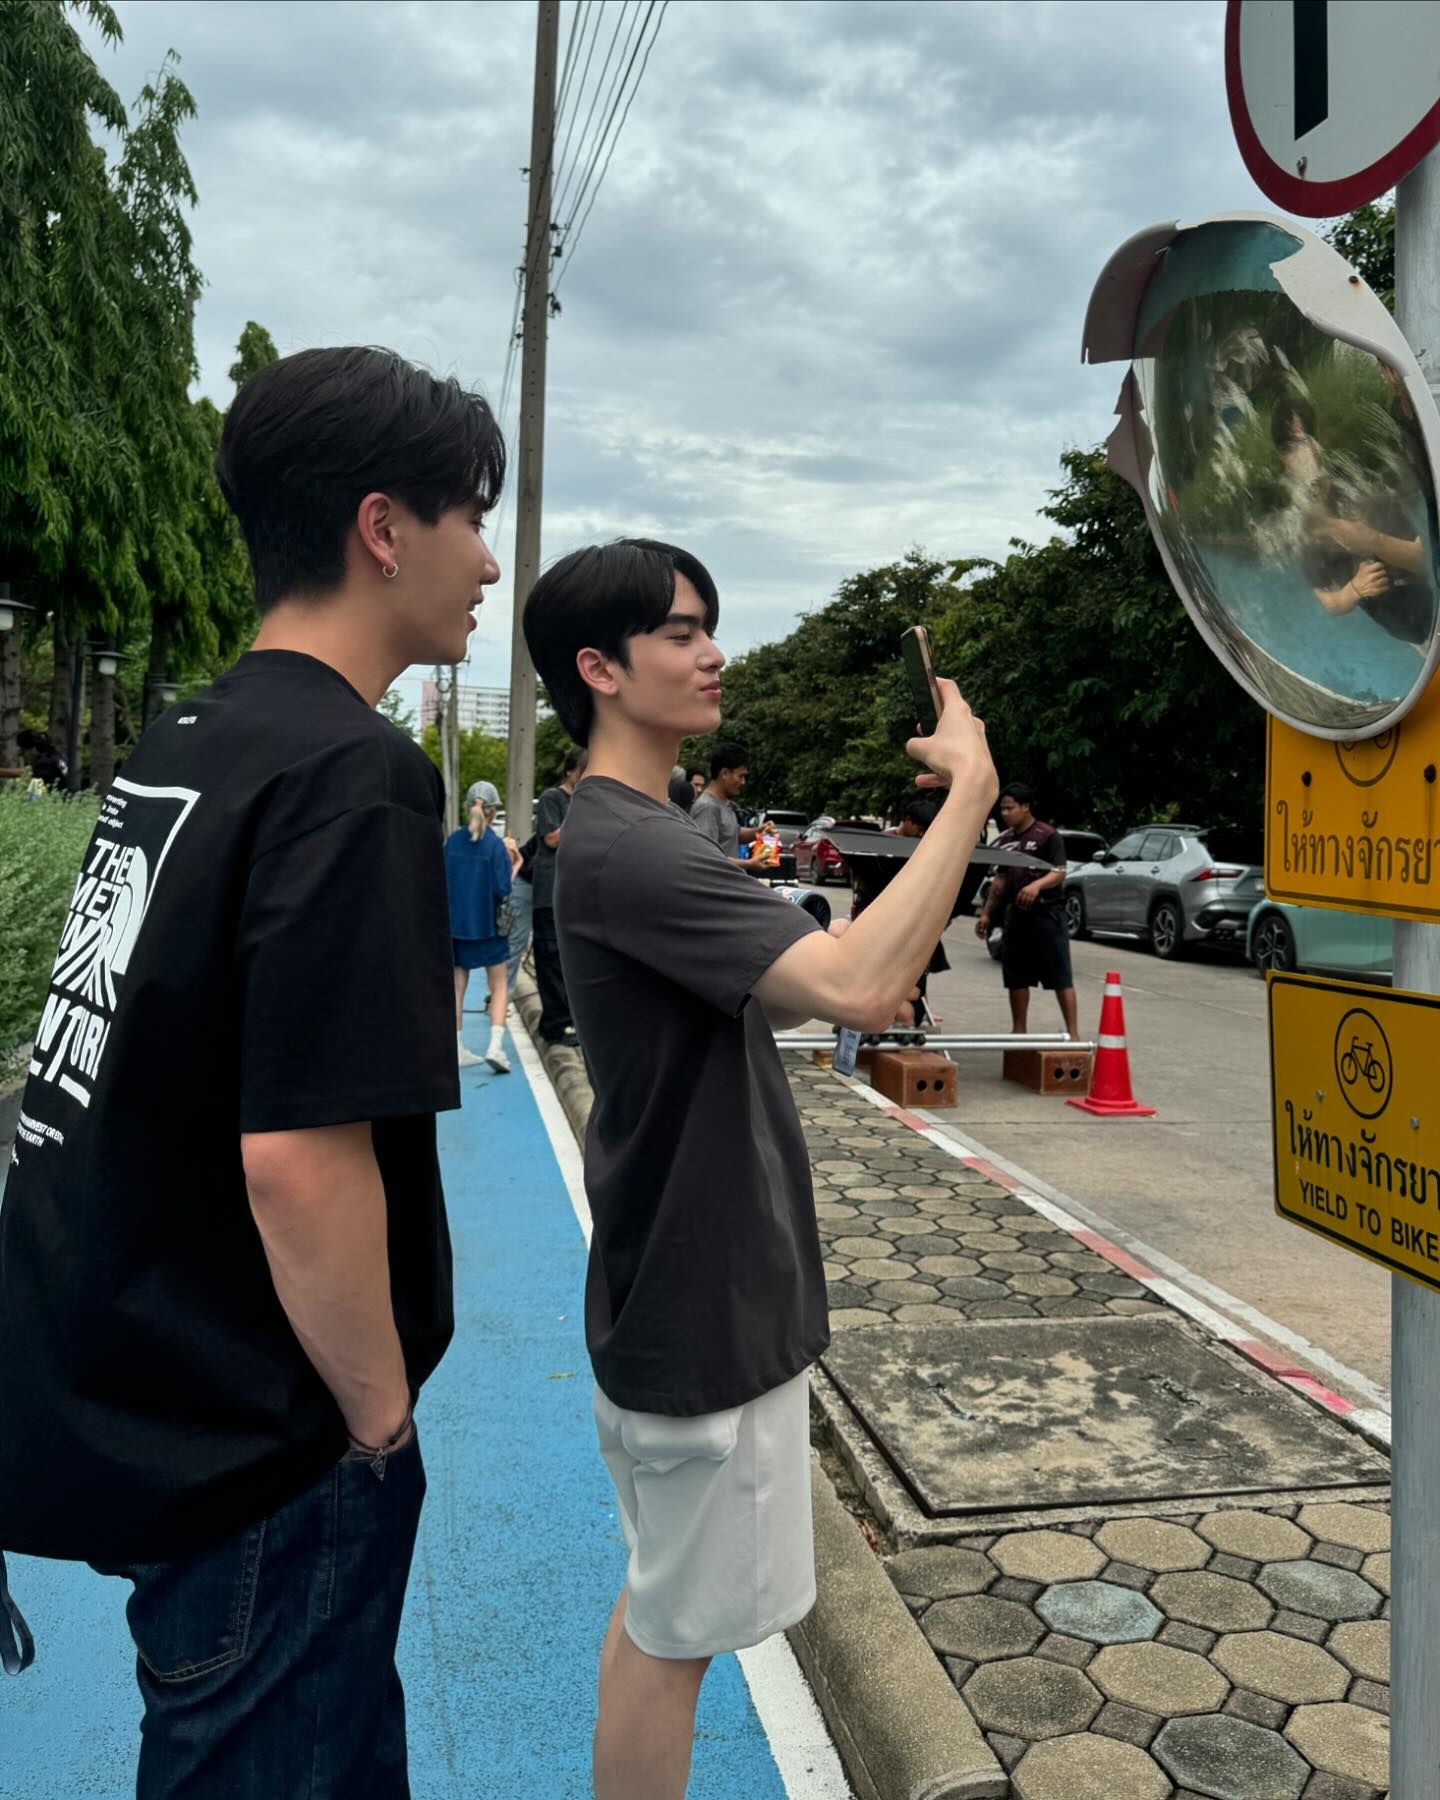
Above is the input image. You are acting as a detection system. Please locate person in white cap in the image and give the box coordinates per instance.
[445,779,513,1072]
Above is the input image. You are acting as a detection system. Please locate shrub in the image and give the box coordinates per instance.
[0,785,100,1075]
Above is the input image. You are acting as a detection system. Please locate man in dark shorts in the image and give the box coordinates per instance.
[976,781,1078,1038]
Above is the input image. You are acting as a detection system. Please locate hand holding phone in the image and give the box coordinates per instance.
[899,626,995,803]
[900,626,942,737]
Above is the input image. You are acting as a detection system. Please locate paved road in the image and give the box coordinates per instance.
[876,916,1391,1401]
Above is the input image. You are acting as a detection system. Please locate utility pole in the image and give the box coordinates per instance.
[505,0,560,839]
[1388,143,1440,1800]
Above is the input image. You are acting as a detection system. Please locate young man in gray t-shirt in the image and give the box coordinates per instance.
[524,538,995,1800]
[688,741,752,858]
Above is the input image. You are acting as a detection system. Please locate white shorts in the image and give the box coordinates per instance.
[594,1369,815,1660]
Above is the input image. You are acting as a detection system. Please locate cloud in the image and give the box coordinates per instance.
[88,0,1289,713]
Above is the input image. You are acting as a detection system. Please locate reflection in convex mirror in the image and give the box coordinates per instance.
[1085,213,1440,740]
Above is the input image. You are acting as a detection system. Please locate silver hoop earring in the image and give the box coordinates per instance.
[382,562,399,581]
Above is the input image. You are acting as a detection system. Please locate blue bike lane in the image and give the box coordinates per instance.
[3,1021,851,1798]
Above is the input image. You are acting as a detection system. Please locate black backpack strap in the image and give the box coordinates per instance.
[0,1551,35,1674]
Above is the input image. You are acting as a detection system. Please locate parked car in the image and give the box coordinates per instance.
[756,808,808,850]
[1247,900,1394,980]
[793,816,880,885]
[1062,823,1264,959]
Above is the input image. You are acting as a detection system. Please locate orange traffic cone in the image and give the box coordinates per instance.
[1068,970,1156,1118]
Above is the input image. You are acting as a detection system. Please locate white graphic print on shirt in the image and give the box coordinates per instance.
[28,776,199,1114]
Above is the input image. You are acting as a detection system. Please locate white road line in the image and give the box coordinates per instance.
[842,1075,1393,1424]
[735,1635,856,1800]
[512,1026,855,1800]
[511,1026,592,1244]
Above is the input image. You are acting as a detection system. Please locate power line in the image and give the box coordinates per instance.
[552,0,635,224]
[554,0,647,229]
[533,0,596,216]
[553,0,667,291]
[555,0,648,235]
[555,0,659,242]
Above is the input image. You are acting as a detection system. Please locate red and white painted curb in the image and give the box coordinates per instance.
[841,1077,1392,1456]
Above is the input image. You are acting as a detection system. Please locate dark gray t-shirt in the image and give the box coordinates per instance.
[689,790,739,858]
[555,775,831,1415]
[532,784,571,907]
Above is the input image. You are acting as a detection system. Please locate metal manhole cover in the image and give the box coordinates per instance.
[821,1318,1388,1517]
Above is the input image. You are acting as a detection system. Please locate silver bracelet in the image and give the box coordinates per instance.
[349,1404,413,1480]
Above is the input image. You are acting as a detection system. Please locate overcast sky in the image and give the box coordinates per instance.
[87,0,1290,718]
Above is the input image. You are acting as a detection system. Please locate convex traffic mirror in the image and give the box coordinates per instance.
[1085,212,1440,740]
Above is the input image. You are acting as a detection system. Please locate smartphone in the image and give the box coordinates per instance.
[900,626,942,736]
[833,1027,862,1077]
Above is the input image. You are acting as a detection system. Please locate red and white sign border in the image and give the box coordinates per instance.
[1225,0,1440,217]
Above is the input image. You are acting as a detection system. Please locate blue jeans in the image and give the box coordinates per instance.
[89,1432,426,1799]
[506,876,534,994]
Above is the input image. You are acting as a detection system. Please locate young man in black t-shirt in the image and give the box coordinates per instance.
[976,780,1079,1039]
[0,347,505,1797]
[531,747,585,1044]
[523,539,996,1800]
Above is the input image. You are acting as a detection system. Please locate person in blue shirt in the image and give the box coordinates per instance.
[446,779,513,1072]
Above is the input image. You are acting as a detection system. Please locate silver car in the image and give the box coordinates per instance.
[1063,824,1264,959]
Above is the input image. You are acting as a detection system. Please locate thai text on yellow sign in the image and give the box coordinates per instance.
[1267,701,1440,920]
[1270,970,1440,1293]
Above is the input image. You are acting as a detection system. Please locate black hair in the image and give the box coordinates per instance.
[564,746,585,777]
[1000,781,1036,809]
[709,741,748,780]
[1271,395,1317,452]
[522,539,720,745]
[687,767,705,782]
[216,346,506,610]
[904,798,939,828]
[16,728,50,754]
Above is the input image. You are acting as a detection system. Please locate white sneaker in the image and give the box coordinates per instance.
[485,1045,511,1074]
[458,1043,484,1067]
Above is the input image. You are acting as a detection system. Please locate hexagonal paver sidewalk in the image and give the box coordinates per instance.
[787,1058,1394,1796]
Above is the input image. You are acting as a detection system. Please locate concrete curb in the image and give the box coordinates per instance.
[511,977,591,1142]
[510,988,1006,1799]
[789,1458,1008,1800]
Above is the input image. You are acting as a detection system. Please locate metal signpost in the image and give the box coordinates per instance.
[1389,151,1440,1800]
[1084,8,1440,1782]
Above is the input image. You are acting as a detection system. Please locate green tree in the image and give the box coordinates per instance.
[379,688,417,736]
[534,710,579,793]
[228,320,279,389]
[932,450,1262,835]
[1,3,254,779]
[421,726,507,799]
[693,550,967,820]
[1325,201,1395,311]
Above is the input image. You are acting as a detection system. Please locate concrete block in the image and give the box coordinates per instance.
[1003,1047,1093,1096]
[869,1049,957,1109]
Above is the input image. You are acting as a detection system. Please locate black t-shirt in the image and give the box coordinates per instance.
[532,785,571,908]
[994,821,1067,916]
[555,776,830,1416]
[0,651,459,1563]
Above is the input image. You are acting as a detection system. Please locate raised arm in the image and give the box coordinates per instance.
[754,679,995,1031]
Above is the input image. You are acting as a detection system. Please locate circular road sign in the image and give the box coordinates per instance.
[1227,0,1440,217]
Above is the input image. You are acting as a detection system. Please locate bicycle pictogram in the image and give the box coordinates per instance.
[1333,1007,1393,1119]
